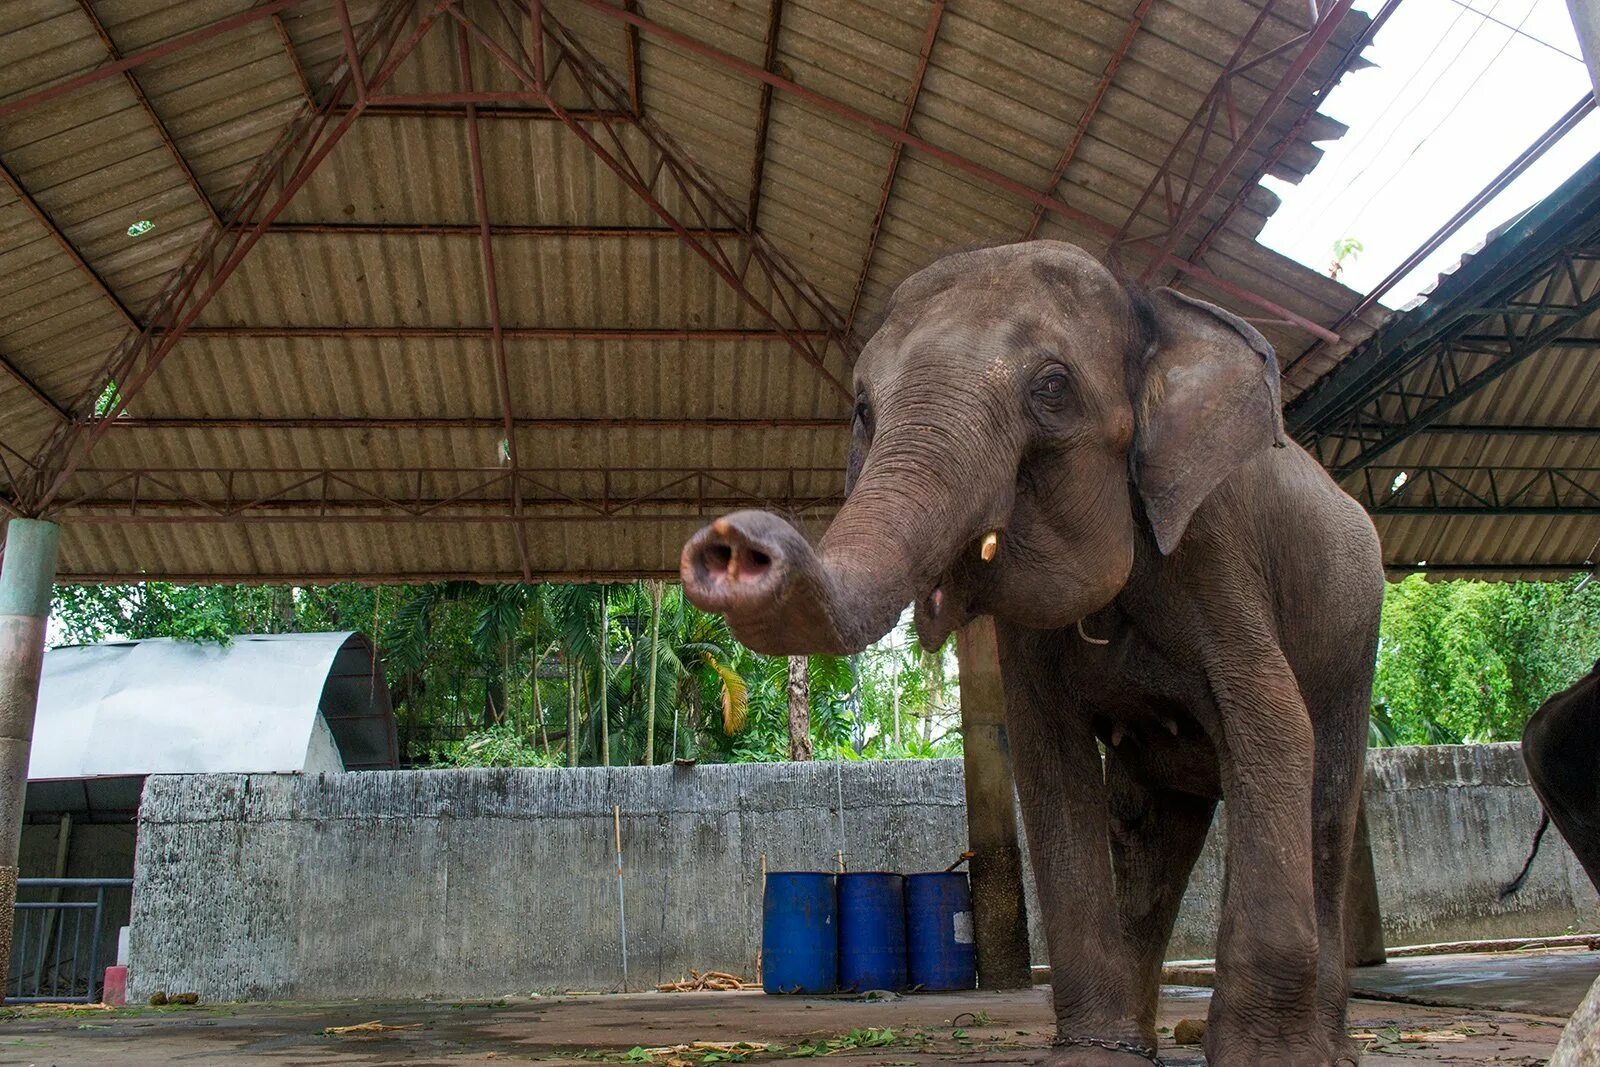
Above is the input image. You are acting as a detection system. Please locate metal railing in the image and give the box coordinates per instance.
[8,878,131,1003]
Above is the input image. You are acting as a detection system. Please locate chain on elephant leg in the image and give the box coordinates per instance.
[1042,1035,1171,1066]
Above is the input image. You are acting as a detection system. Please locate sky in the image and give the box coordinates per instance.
[1257,0,1600,308]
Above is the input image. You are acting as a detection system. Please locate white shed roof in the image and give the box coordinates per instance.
[29,631,397,780]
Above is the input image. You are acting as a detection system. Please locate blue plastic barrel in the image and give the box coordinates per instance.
[905,871,977,991]
[761,872,838,994]
[837,873,907,992]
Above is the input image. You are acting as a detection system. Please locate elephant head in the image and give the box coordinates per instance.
[680,240,1285,655]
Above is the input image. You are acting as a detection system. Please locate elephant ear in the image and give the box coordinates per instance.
[1131,287,1287,555]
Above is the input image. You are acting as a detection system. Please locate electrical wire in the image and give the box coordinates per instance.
[1335,0,1549,235]
[1313,0,1519,229]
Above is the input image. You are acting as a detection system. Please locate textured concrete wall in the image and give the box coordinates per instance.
[129,746,1599,1002]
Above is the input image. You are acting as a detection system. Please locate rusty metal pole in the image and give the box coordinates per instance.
[0,519,60,999]
[954,617,1032,989]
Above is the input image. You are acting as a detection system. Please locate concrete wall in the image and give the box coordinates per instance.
[128,745,1599,1002]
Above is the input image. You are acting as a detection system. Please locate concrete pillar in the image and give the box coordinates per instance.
[0,519,60,998]
[955,617,1032,989]
[1343,799,1387,967]
[1567,0,1600,101]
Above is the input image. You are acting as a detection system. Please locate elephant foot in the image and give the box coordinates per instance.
[1202,1035,1337,1067]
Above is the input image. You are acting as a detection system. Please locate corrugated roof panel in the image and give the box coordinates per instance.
[27,0,1574,584]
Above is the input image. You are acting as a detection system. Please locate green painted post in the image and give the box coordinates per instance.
[0,519,61,1000]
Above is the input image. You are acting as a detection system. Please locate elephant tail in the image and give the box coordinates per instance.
[1500,811,1551,900]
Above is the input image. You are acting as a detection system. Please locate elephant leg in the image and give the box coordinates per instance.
[1106,752,1216,1037]
[1524,677,1600,893]
[1309,686,1370,1066]
[1202,640,1328,1067]
[996,624,1147,1065]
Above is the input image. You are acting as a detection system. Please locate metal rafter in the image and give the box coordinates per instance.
[23,464,843,526]
[0,156,137,332]
[745,0,787,231]
[20,0,425,514]
[1021,0,1154,242]
[457,18,532,581]
[1183,0,1404,272]
[75,0,222,228]
[845,0,945,336]
[1115,0,1361,283]
[268,221,740,238]
[166,325,827,340]
[95,416,842,431]
[0,357,67,422]
[272,12,316,104]
[1354,465,1600,516]
[454,1,854,402]
[569,0,1341,344]
[343,102,631,120]
[0,0,314,121]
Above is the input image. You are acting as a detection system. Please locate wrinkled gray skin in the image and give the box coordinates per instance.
[1522,660,1600,893]
[681,241,1383,1066]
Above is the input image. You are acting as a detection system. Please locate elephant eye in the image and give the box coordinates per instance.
[853,395,873,434]
[1033,372,1071,403]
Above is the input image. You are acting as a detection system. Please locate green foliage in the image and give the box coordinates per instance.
[426,725,561,768]
[1372,574,1600,745]
[61,571,1596,767]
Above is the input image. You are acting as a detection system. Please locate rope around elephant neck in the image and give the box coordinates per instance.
[1051,1034,1165,1065]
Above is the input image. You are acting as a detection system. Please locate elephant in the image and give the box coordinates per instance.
[1504,660,1600,897]
[681,241,1384,1066]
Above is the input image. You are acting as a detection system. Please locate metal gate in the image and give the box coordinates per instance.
[8,878,131,1003]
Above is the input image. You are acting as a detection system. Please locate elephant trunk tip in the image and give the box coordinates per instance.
[680,510,857,656]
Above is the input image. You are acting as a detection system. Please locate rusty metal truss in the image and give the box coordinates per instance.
[16,464,843,526]
[572,0,1344,344]
[1353,465,1600,516]
[19,0,427,514]
[1112,0,1360,283]
[449,0,854,400]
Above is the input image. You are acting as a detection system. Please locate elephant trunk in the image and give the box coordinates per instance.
[681,444,1008,655]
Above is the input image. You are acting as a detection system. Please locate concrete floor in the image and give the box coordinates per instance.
[0,949,1593,1066]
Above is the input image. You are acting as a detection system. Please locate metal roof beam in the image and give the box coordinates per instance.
[20,0,426,515]
[1287,152,1600,431]
[745,0,787,231]
[1351,464,1600,515]
[570,0,1341,344]
[1023,0,1153,242]
[1303,238,1600,476]
[1416,423,1600,437]
[456,3,854,401]
[95,416,842,430]
[0,0,314,121]
[845,0,945,336]
[1385,561,1594,574]
[344,102,630,121]
[1185,0,1405,271]
[36,463,844,524]
[458,19,532,581]
[168,325,826,340]
[0,355,68,423]
[1117,0,1362,283]
[268,222,740,238]
[75,0,222,229]
[0,157,137,335]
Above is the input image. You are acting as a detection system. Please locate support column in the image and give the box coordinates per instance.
[1567,0,1600,101]
[955,617,1032,989]
[0,519,60,999]
[1343,798,1387,967]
